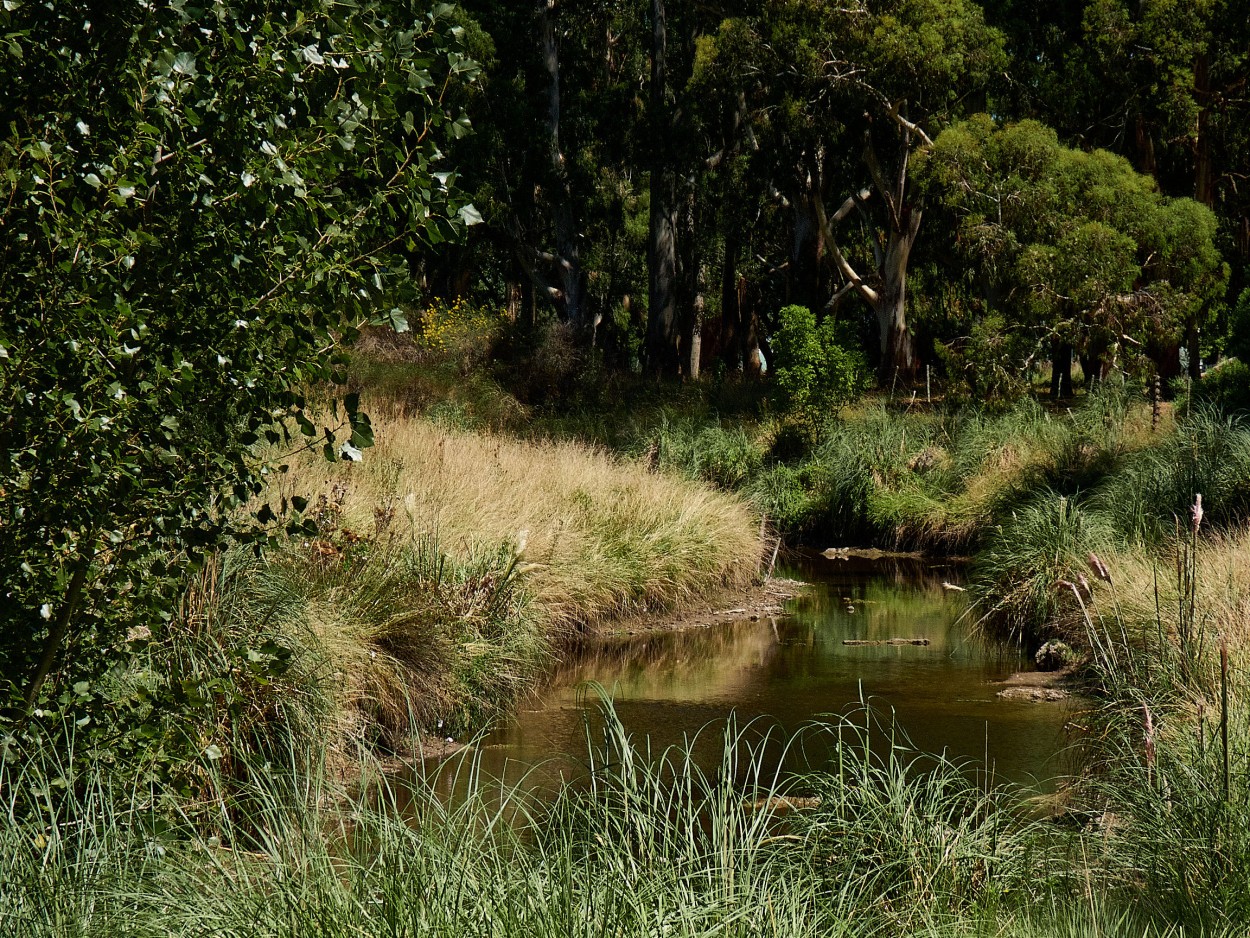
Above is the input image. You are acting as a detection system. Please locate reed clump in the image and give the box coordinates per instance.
[252,412,763,743]
[1054,518,1250,930]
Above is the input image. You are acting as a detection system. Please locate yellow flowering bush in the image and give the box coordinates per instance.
[414,297,507,365]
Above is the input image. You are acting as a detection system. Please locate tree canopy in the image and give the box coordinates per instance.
[915,116,1225,396]
[1,0,478,715]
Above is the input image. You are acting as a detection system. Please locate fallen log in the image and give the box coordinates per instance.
[842,638,931,646]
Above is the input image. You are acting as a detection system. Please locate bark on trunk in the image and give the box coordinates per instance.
[539,1,587,333]
[645,0,680,376]
[809,120,927,389]
[1194,53,1213,206]
[720,229,741,371]
[679,176,700,377]
[791,192,823,313]
[689,289,704,380]
[875,206,921,385]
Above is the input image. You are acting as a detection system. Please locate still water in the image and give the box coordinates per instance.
[436,552,1076,797]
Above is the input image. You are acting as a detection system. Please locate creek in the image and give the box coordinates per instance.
[429,552,1076,799]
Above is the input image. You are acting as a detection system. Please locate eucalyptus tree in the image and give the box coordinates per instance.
[915,116,1226,397]
[0,0,478,719]
[697,0,1006,384]
[986,0,1250,319]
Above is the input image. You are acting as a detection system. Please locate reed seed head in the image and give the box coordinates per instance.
[1088,552,1112,584]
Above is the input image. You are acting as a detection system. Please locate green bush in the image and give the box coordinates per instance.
[935,313,1039,407]
[1188,358,1250,416]
[1,1,477,733]
[771,305,867,420]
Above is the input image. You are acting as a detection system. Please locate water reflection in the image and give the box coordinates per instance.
[431,552,1075,800]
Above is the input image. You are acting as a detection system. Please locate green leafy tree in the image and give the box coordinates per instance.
[915,116,1226,397]
[985,0,1250,335]
[0,0,479,717]
[696,0,1006,384]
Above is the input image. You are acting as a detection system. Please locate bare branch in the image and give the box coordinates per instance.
[812,184,879,306]
[887,99,934,148]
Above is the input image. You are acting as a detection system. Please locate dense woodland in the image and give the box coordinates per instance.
[5,2,1250,936]
[419,0,1249,394]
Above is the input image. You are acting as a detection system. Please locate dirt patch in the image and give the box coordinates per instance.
[597,577,806,636]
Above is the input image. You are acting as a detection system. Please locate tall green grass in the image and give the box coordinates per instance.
[1092,407,1250,545]
[0,698,1083,938]
[1061,527,1250,932]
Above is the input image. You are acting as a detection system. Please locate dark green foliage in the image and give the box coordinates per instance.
[1188,358,1250,415]
[935,313,1041,407]
[0,1,478,722]
[1227,290,1250,362]
[915,116,1227,393]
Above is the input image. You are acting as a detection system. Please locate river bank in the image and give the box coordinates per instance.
[9,353,1250,937]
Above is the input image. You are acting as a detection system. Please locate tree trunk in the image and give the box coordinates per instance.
[1194,53,1213,206]
[1187,320,1203,379]
[720,229,741,371]
[1051,340,1074,399]
[791,192,823,312]
[689,289,704,380]
[539,1,587,333]
[24,560,90,711]
[645,0,680,376]
[742,280,763,377]
[875,206,920,385]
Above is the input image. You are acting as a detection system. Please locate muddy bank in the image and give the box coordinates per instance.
[595,577,807,637]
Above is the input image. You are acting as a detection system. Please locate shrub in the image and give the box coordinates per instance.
[1,1,477,735]
[414,296,509,370]
[771,305,867,420]
[1188,358,1250,416]
[935,313,1038,407]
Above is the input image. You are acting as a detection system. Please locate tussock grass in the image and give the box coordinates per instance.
[1054,530,1250,930]
[1092,408,1250,545]
[966,408,1250,642]
[634,413,767,490]
[970,494,1116,640]
[257,413,762,739]
[780,389,1156,550]
[276,413,763,631]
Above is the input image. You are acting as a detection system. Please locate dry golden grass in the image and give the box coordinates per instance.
[274,413,764,636]
[1091,529,1250,658]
